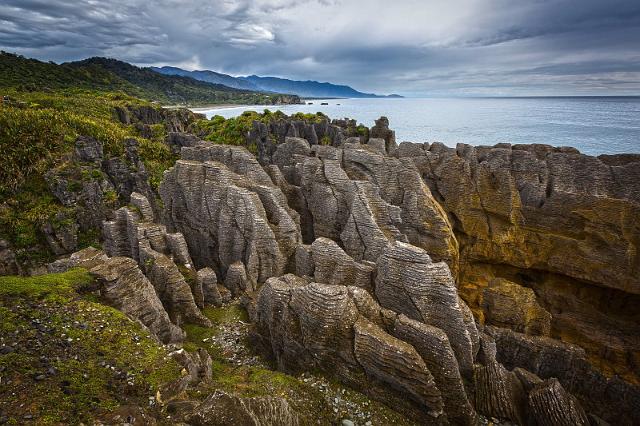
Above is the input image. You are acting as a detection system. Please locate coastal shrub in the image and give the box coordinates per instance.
[0,89,173,262]
[195,110,331,146]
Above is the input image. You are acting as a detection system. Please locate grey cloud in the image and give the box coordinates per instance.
[1,0,639,95]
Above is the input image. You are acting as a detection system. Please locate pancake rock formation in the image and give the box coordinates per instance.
[39,115,640,425]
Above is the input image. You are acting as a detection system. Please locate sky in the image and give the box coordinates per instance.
[1,0,639,96]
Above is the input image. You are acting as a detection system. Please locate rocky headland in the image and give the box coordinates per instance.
[1,109,639,425]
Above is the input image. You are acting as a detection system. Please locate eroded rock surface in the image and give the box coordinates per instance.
[404,141,640,384]
[35,116,639,425]
[89,256,185,343]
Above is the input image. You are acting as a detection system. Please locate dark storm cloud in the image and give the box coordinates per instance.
[1,0,639,95]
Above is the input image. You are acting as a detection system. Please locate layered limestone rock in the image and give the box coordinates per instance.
[59,117,637,424]
[252,276,448,423]
[89,256,185,343]
[391,314,477,425]
[402,142,640,383]
[138,243,211,327]
[309,237,374,291]
[102,196,211,328]
[488,325,640,424]
[375,242,476,376]
[160,143,301,285]
[185,391,302,426]
[527,379,589,426]
[482,278,551,336]
[268,137,458,273]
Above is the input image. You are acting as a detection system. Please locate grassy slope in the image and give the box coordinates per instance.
[0,269,182,425]
[0,89,175,263]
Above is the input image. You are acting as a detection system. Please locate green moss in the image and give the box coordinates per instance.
[203,304,249,324]
[0,89,148,259]
[192,110,329,148]
[0,271,182,425]
[0,268,92,298]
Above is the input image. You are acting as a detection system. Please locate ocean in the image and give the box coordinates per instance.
[194,97,640,156]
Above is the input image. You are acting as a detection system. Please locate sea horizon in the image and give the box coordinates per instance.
[195,96,640,156]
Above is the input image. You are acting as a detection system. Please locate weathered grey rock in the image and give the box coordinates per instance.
[103,207,139,259]
[197,348,213,382]
[139,244,211,327]
[169,348,212,385]
[340,180,405,262]
[488,325,640,424]
[353,317,444,419]
[224,261,255,297]
[89,256,184,343]
[42,212,78,255]
[74,136,103,163]
[528,378,589,426]
[366,138,386,154]
[103,138,156,205]
[166,232,193,267]
[473,361,525,424]
[370,116,396,153]
[0,240,20,276]
[477,332,497,364]
[397,141,428,158]
[198,268,221,306]
[287,282,360,375]
[311,237,374,291]
[166,132,202,154]
[254,278,456,423]
[160,146,300,283]
[294,244,314,277]
[340,146,458,273]
[47,247,108,273]
[392,314,477,425]
[130,192,155,222]
[375,242,475,376]
[186,391,301,426]
[218,285,232,305]
[513,367,543,392]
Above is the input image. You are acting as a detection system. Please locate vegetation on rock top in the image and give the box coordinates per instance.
[0,89,176,265]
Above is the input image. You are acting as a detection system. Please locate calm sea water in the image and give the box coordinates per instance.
[194,97,640,156]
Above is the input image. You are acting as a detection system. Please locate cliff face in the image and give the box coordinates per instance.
[156,124,640,423]
[403,141,640,384]
[22,114,639,424]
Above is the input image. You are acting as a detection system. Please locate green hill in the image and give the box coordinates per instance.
[0,52,301,106]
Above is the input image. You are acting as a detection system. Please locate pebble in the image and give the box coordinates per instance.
[341,420,354,426]
[0,346,14,355]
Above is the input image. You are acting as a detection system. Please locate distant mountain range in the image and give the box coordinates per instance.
[151,66,402,99]
[0,53,301,106]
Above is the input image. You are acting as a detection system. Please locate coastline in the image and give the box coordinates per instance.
[165,103,251,111]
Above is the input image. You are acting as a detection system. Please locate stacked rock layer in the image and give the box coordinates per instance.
[48,116,640,424]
